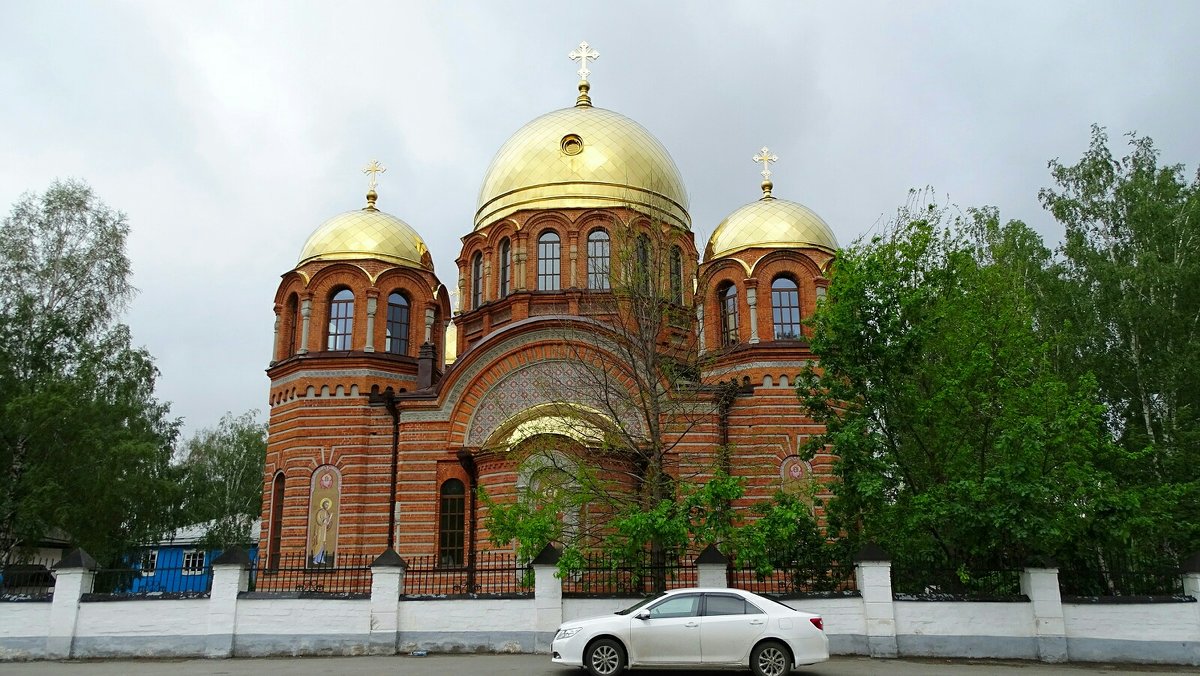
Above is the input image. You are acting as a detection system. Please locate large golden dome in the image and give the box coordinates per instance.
[705,196,838,261]
[298,198,431,270]
[475,105,690,230]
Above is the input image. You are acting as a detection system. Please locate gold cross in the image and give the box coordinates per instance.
[569,41,600,81]
[362,160,387,191]
[753,147,778,181]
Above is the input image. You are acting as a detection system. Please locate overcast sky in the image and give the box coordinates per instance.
[3,0,1198,439]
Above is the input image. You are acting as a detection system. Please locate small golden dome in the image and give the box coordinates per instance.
[298,203,431,270]
[705,197,839,261]
[475,106,690,230]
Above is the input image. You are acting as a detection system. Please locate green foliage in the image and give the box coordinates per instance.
[0,180,180,564]
[176,410,266,548]
[732,491,836,577]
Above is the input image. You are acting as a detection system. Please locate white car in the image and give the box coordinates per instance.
[551,587,829,676]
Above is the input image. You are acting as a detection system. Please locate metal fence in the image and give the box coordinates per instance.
[727,563,858,597]
[561,551,698,597]
[0,558,58,599]
[890,557,1024,599]
[1058,554,1184,598]
[91,563,214,597]
[403,551,532,598]
[248,552,373,596]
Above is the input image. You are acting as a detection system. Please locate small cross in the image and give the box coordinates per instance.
[569,41,600,81]
[753,147,778,181]
[362,160,387,191]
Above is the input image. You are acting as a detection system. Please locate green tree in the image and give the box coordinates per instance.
[0,180,180,564]
[176,410,266,548]
[800,193,1114,570]
[1039,127,1200,569]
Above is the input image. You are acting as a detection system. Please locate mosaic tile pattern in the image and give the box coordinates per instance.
[298,208,431,270]
[474,106,690,230]
[705,197,838,261]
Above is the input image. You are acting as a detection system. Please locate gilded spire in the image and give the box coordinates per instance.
[753,146,778,199]
[362,159,387,210]
[569,41,599,107]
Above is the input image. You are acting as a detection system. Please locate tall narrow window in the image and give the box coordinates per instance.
[471,252,483,309]
[386,292,410,354]
[499,238,511,297]
[719,282,739,346]
[268,473,285,570]
[772,277,802,339]
[438,479,466,567]
[326,289,354,350]
[636,234,651,292]
[537,231,560,291]
[286,294,299,355]
[587,230,610,290]
[670,246,683,304]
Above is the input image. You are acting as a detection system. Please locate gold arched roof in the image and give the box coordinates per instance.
[475,106,690,230]
[705,197,838,261]
[298,206,431,270]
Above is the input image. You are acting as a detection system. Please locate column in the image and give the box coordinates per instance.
[853,543,897,658]
[369,550,406,655]
[694,545,728,588]
[696,304,707,354]
[47,548,97,659]
[532,545,563,653]
[270,309,281,364]
[747,287,760,344]
[298,297,312,355]
[364,294,378,352]
[206,547,250,657]
[1021,565,1067,662]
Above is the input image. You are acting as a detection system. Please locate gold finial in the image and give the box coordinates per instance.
[753,146,778,198]
[362,159,387,210]
[569,41,599,107]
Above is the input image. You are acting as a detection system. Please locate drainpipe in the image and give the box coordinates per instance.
[456,449,478,592]
[369,389,402,551]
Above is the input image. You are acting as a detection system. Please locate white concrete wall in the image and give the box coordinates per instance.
[234,598,370,656]
[0,603,51,659]
[895,602,1036,659]
[1064,602,1200,664]
[563,597,639,621]
[397,598,537,653]
[73,600,208,657]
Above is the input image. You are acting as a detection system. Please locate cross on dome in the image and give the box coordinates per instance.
[753,146,778,198]
[569,41,600,81]
[362,159,387,210]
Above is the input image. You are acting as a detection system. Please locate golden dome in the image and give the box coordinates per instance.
[475,106,690,230]
[298,200,431,270]
[705,196,839,261]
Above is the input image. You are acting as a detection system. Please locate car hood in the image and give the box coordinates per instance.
[559,613,631,630]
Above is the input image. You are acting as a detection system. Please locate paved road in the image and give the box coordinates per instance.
[3,655,1196,676]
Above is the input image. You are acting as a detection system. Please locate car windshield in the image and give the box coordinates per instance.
[615,592,666,615]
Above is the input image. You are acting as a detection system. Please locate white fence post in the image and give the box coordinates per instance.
[854,543,897,658]
[532,545,563,653]
[1020,563,1068,663]
[695,544,729,588]
[206,547,250,657]
[47,548,96,659]
[369,549,406,655]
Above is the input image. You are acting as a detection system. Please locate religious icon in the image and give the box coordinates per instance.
[307,466,340,568]
[312,498,333,565]
[780,455,811,491]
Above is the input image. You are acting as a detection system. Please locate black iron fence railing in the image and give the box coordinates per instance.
[403,551,532,597]
[1058,555,1184,598]
[1,558,58,599]
[561,551,698,597]
[891,558,1024,599]
[248,552,373,596]
[90,564,214,598]
[727,563,859,597]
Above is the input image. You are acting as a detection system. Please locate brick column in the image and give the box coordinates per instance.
[853,543,897,658]
[298,297,312,355]
[206,547,250,657]
[532,545,563,653]
[1020,564,1068,662]
[369,549,406,655]
[746,286,760,343]
[47,548,97,659]
[694,544,728,588]
[364,291,379,352]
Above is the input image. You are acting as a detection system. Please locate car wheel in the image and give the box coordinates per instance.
[751,640,791,676]
[584,637,626,676]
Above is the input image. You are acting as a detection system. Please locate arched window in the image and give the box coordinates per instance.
[670,246,683,304]
[771,277,802,339]
[587,229,610,290]
[267,472,285,570]
[537,231,560,291]
[471,252,483,309]
[499,238,511,298]
[438,479,466,567]
[386,292,410,355]
[286,294,299,355]
[326,289,354,350]
[719,282,739,346]
[636,233,651,292]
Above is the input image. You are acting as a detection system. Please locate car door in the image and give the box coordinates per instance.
[628,592,702,664]
[700,593,768,664]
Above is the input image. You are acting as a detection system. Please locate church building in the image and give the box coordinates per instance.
[260,45,841,569]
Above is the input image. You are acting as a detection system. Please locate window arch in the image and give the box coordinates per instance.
[471,252,483,309]
[386,292,410,355]
[499,238,511,298]
[587,229,610,290]
[267,472,285,570]
[718,282,739,346]
[326,288,354,350]
[771,276,802,340]
[438,479,466,567]
[670,246,683,304]
[537,231,561,291]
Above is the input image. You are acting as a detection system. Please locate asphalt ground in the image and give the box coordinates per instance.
[2,654,1197,676]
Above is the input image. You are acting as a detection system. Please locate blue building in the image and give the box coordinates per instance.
[129,520,260,594]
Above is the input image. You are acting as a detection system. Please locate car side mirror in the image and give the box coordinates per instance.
[634,610,650,620]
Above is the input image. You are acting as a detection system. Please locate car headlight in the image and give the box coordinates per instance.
[555,627,582,640]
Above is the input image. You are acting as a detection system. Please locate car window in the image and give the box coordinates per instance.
[704,594,746,616]
[616,592,665,615]
[648,594,699,618]
[744,599,765,614]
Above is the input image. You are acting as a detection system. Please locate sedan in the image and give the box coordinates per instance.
[551,587,828,676]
